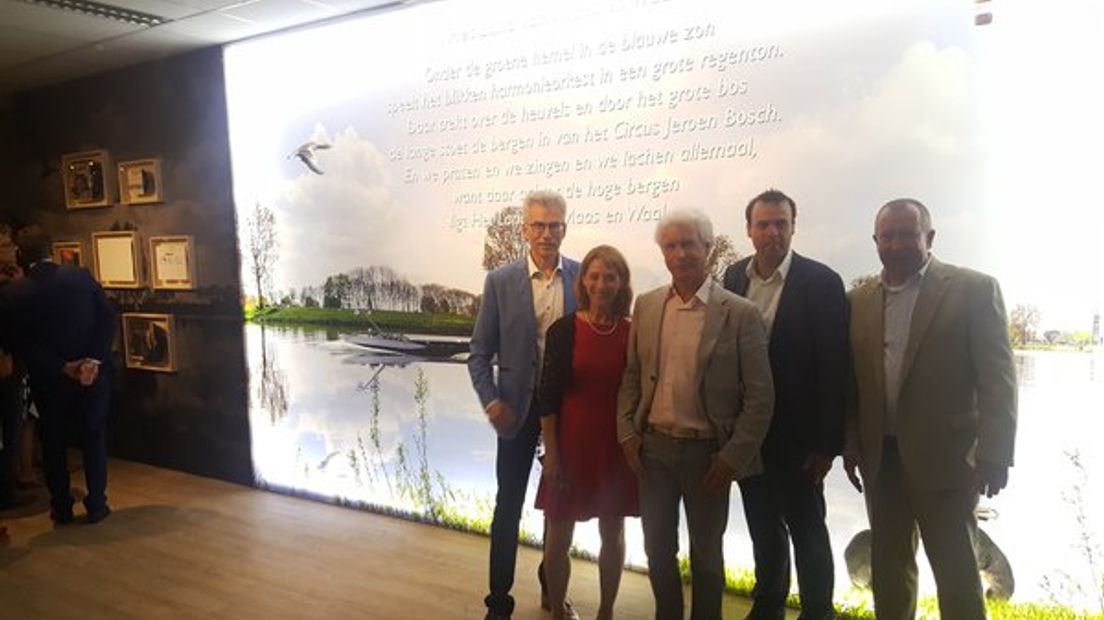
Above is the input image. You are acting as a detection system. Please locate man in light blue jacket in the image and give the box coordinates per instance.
[469,190,580,620]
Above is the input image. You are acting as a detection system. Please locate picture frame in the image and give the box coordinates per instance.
[51,241,84,268]
[118,158,163,205]
[62,150,114,209]
[149,235,195,290]
[121,313,176,372]
[91,231,140,288]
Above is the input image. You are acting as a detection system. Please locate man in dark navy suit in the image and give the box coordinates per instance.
[723,190,849,619]
[2,225,116,525]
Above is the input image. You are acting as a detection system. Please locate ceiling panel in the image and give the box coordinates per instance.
[219,0,339,28]
[0,0,406,96]
[155,10,275,41]
[0,26,85,61]
[0,1,146,39]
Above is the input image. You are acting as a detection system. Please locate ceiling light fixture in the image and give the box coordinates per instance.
[17,0,171,27]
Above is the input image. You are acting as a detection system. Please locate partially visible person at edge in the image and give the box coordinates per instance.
[535,245,638,620]
[618,208,775,620]
[722,190,849,620]
[468,191,581,620]
[1,225,117,526]
[844,199,1017,620]
[0,223,24,540]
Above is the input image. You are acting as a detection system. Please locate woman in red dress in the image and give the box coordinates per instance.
[536,245,638,620]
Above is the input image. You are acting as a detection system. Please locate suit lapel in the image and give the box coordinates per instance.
[731,258,751,295]
[870,283,886,404]
[512,260,537,341]
[696,291,726,387]
[900,259,949,384]
[854,281,886,413]
[563,259,578,314]
[771,253,803,344]
[644,290,665,378]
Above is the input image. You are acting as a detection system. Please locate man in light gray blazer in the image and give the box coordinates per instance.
[618,208,774,620]
[844,199,1017,620]
[469,191,580,620]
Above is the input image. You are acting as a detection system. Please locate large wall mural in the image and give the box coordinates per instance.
[224,0,1104,613]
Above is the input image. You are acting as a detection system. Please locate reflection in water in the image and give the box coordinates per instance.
[258,324,288,424]
[246,325,1104,611]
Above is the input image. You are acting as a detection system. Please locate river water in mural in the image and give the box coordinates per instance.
[246,322,1104,610]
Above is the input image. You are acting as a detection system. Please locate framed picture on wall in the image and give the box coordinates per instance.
[118,158,163,205]
[62,150,114,209]
[149,235,195,290]
[51,241,84,268]
[91,231,140,288]
[121,313,176,372]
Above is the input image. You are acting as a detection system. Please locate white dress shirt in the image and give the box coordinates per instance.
[745,249,793,337]
[528,252,565,380]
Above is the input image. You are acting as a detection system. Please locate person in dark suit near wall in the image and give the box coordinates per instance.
[723,190,849,620]
[0,223,27,511]
[1,225,117,525]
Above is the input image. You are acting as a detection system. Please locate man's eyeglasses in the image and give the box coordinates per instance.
[527,221,565,234]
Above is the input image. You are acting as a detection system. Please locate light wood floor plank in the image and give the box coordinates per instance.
[0,459,777,619]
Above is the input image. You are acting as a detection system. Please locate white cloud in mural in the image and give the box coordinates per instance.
[710,40,983,282]
[273,124,403,292]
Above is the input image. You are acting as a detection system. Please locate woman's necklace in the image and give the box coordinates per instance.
[582,310,617,336]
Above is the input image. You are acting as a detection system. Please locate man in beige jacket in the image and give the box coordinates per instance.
[844,199,1017,620]
[618,208,774,620]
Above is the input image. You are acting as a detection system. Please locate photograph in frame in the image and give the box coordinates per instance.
[122,313,176,372]
[51,241,84,268]
[62,150,114,209]
[149,235,195,290]
[118,158,163,205]
[91,231,140,288]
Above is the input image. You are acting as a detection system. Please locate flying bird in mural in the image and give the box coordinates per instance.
[289,141,331,174]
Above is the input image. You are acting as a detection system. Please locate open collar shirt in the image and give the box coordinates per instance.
[881,256,932,435]
[648,278,714,434]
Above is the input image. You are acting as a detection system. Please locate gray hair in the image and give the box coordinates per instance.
[655,208,714,247]
[522,190,566,220]
[877,198,933,232]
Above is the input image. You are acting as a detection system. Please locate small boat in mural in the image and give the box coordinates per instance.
[343,333,469,362]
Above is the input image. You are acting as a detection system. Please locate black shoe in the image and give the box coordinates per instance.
[86,505,111,525]
[50,508,75,525]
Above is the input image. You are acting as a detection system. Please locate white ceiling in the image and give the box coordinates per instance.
[0,0,406,96]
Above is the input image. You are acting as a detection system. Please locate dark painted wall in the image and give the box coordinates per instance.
[0,47,253,485]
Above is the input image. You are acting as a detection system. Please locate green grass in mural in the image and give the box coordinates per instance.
[247,305,475,336]
[289,347,1102,620]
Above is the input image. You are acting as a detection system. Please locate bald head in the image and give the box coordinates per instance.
[873,198,935,286]
[876,198,932,233]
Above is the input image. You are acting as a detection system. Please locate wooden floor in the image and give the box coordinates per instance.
[0,459,773,619]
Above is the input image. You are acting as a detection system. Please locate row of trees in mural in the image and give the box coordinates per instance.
[248,204,1098,347]
[248,203,741,315]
